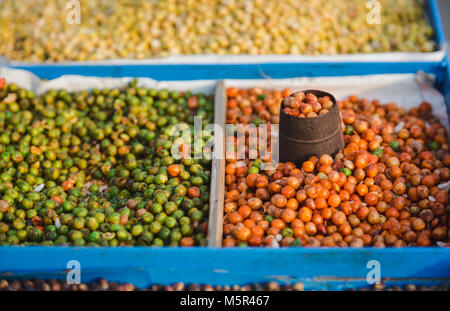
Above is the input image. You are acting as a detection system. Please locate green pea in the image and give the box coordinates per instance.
[151,203,163,214]
[248,167,259,174]
[191,176,204,186]
[191,210,203,222]
[429,141,440,151]
[12,218,25,230]
[164,216,177,228]
[17,229,27,241]
[116,229,129,241]
[282,227,294,238]
[73,238,86,246]
[108,212,121,225]
[339,168,352,177]
[152,238,164,247]
[149,221,162,234]
[28,227,43,242]
[62,201,75,212]
[170,231,182,243]
[141,213,154,224]
[372,147,384,157]
[155,174,168,184]
[344,125,354,135]
[389,141,401,152]
[131,224,144,237]
[86,217,99,231]
[290,238,302,247]
[158,226,171,240]
[181,223,193,236]
[89,183,100,194]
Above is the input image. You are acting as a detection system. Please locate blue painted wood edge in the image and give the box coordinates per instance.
[439,54,450,125]
[428,0,447,49]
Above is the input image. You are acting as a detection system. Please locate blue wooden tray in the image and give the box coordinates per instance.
[0,60,449,290]
[0,1,449,289]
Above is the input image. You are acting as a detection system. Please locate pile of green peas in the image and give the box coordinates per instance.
[0,80,214,246]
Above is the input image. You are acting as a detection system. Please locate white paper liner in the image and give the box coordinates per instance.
[0,66,217,95]
[0,66,448,131]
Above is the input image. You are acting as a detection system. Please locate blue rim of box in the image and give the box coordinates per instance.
[0,247,449,290]
[429,0,446,49]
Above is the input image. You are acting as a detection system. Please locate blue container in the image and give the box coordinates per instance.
[4,0,447,81]
[0,0,449,291]
[0,59,450,291]
[0,247,449,291]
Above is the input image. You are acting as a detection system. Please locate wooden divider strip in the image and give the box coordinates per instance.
[207,81,226,247]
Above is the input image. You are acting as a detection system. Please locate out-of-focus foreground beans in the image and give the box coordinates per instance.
[0,278,448,291]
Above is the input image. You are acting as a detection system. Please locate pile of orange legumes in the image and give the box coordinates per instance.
[283,92,334,118]
[223,87,450,248]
